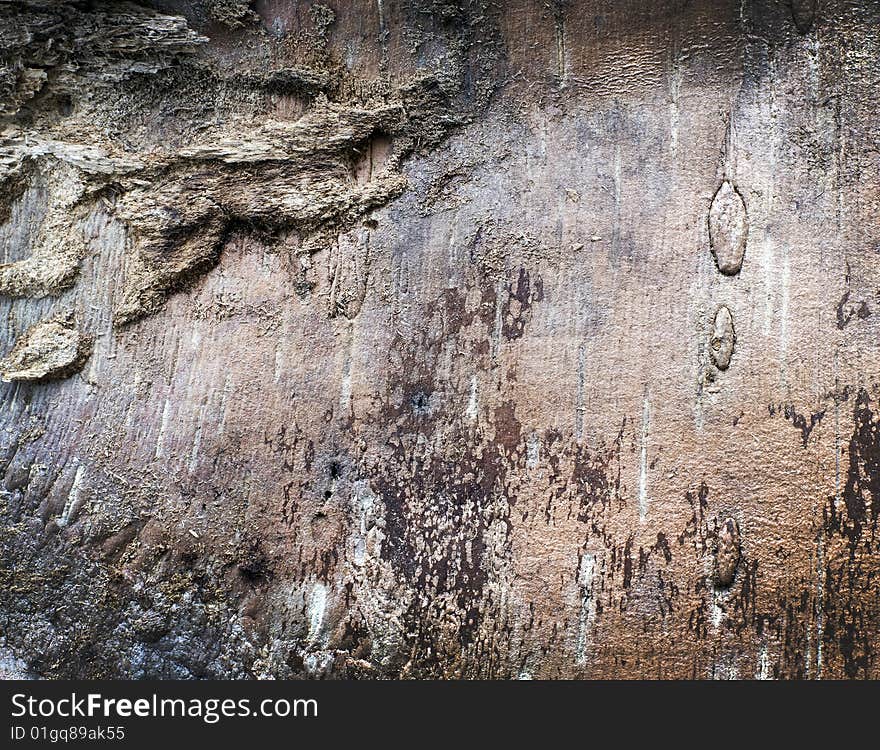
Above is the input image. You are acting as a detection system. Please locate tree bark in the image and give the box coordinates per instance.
[2,0,880,679]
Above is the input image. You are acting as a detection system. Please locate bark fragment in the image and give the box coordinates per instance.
[0,316,92,382]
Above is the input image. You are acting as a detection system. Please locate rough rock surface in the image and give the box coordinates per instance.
[2,0,880,680]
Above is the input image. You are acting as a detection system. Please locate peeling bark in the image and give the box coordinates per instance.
[0,315,91,382]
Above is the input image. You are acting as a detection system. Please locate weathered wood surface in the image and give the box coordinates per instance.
[1,0,880,679]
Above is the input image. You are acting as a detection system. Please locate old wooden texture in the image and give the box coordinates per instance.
[1,0,879,679]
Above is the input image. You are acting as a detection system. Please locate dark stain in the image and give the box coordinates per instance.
[573,425,624,524]
[410,390,432,415]
[820,388,880,678]
[790,0,818,35]
[836,290,871,329]
[493,401,521,455]
[678,482,710,551]
[371,431,511,675]
[501,267,544,341]
[654,532,673,564]
[727,558,759,635]
[634,532,675,616]
[622,534,634,590]
[824,389,880,550]
[755,588,814,679]
[768,403,826,447]
[237,540,273,585]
